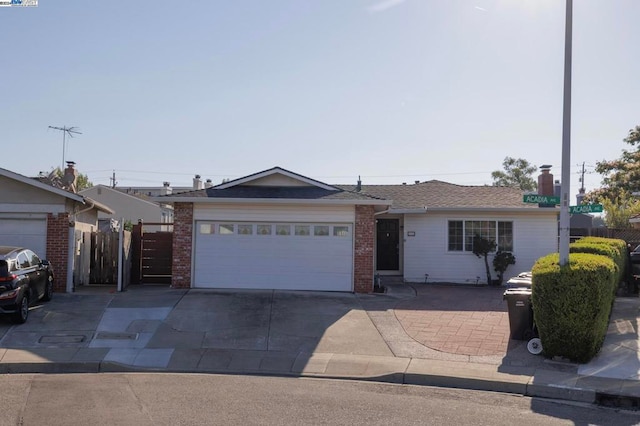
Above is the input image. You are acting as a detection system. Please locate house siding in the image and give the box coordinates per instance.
[354,205,375,293]
[172,202,193,289]
[46,212,70,292]
[402,211,557,284]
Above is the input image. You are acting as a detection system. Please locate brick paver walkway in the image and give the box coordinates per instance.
[394,285,511,356]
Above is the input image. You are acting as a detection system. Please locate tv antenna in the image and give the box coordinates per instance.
[48,125,82,170]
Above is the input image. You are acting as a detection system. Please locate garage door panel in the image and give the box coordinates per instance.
[194,221,353,291]
[0,219,47,257]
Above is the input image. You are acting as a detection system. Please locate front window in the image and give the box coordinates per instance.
[448,220,513,252]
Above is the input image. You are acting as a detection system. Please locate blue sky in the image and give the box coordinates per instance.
[1,0,638,200]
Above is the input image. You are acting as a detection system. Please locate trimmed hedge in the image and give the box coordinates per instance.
[571,237,627,287]
[531,252,617,363]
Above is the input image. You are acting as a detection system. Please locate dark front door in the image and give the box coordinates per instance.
[376,219,400,271]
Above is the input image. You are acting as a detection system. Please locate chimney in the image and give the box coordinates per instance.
[538,165,554,195]
[554,180,561,198]
[537,165,554,208]
[205,179,213,189]
[62,161,78,193]
[577,187,586,205]
[193,174,203,190]
[356,176,362,192]
[161,181,172,196]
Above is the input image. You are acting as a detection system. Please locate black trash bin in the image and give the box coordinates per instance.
[503,288,535,340]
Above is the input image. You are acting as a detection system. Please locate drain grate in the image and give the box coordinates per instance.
[39,335,86,344]
[95,331,138,340]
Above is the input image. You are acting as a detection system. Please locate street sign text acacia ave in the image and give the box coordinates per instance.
[569,204,603,214]
[522,194,560,205]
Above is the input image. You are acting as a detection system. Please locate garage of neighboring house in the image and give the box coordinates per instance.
[0,166,114,292]
[158,167,389,293]
[0,216,47,256]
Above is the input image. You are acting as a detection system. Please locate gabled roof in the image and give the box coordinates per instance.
[215,167,339,191]
[337,180,545,211]
[80,184,165,208]
[157,167,389,206]
[0,167,86,203]
[0,168,113,214]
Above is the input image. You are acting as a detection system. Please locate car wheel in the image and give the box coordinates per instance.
[12,296,29,324]
[42,275,54,302]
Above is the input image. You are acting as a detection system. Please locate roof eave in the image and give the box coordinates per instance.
[0,168,85,203]
[419,206,560,213]
[154,196,391,206]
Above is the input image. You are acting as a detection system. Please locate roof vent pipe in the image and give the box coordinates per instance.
[356,176,362,192]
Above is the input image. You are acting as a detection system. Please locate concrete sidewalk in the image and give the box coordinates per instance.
[0,284,638,407]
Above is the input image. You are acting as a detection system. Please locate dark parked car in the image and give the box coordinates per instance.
[0,246,54,323]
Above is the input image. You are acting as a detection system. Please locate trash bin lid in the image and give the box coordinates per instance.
[503,288,532,296]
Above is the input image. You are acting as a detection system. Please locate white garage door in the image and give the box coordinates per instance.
[0,218,47,257]
[194,222,353,291]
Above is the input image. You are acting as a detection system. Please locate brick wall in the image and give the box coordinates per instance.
[172,202,193,289]
[46,213,70,292]
[354,205,375,293]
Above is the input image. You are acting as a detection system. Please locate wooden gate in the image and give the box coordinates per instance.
[88,229,132,287]
[132,222,173,284]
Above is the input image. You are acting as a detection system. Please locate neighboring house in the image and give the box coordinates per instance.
[157,167,559,293]
[0,167,113,292]
[80,184,173,229]
[118,175,212,197]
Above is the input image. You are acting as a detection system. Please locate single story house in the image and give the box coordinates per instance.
[157,167,558,293]
[80,184,174,230]
[0,167,113,292]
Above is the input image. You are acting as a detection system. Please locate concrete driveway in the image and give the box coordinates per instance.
[154,290,393,356]
[0,287,394,370]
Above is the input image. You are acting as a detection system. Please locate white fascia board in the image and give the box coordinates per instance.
[419,207,560,214]
[155,197,391,206]
[0,204,66,214]
[388,208,428,214]
[214,167,338,191]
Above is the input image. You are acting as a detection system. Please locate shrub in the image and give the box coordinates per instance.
[531,252,617,363]
[570,237,627,289]
[493,251,516,285]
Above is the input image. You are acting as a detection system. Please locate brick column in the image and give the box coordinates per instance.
[354,205,375,293]
[46,213,70,292]
[172,202,193,289]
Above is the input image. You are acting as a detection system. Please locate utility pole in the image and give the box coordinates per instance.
[559,0,573,266]
[110,170,118,188]
[48,126,82,170]
[578,162,586,192]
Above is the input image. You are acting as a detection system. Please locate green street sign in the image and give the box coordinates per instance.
[569,204,603,214]
[522,194,560,205]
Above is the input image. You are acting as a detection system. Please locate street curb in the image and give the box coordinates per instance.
[0,360,602,406]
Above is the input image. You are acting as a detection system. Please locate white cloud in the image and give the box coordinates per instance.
[367,0,406,13]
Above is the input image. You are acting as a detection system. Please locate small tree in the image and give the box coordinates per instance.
[472,234,496,285]
[491,157,538,191]
[493,251,516,285]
